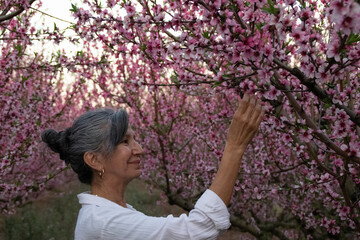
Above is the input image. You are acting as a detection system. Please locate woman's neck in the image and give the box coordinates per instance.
[91,178,129,208]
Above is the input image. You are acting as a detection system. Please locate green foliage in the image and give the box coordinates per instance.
[346,33,360,45]
[1,183,88,240]
[76,50,85,58]
[13,44,22,55]
[70,4,78,13]
[141,44,147,51]
[202,31,210,39]
[256,22,266,30]
[212,81,223,88]
[261,0,280,15]
[21,76,30,83]
[170,73,179,85]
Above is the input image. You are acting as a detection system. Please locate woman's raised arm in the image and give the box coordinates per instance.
[210,94,264,206]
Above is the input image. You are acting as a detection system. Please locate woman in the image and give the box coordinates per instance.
[42,94,264,240]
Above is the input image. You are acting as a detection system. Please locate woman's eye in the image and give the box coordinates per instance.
[121,139,129,144]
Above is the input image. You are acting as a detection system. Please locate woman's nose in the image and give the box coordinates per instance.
[132,140,144,155]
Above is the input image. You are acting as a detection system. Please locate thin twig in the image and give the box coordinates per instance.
[30,7,75,24]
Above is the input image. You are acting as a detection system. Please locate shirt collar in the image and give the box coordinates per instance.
[77,191,135,210]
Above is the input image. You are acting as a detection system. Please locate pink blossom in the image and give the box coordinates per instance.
[299,129,313,143]
[339,206,350,220]
[125,5,136,16]
[333,158,343,168]
[327,42,341,61]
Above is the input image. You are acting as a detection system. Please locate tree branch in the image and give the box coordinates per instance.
[30,7,75,24]
[0,0,36,23]
[271,70,360,163]
[142,81,215,86]
[273,58,360,127]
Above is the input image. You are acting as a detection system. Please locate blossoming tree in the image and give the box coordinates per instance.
[0,0,104,214]
[1,0,360,239]
[69,0,360,238]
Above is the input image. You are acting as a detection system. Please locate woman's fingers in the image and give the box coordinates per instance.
[234,93,249,118]
[227,94,264,146]
[249,99,263,124]
[255,109,265,128]
[244,95,257,118]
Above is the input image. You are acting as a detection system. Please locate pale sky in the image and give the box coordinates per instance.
[30,0,84,56]
[36,0,81,29]
[28,0,87,85]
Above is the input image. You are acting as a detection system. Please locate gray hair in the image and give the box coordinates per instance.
[41,108,129,184]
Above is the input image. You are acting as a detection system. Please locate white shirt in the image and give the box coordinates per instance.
[74,189,230,240]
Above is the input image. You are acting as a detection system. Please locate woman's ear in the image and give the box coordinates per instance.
[84,152,103,172]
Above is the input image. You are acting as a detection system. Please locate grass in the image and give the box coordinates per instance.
[1,181,88,240]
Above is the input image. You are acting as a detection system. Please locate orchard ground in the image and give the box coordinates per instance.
[0,177,251,240]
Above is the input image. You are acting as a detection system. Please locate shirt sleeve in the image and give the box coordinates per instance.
[101,189,231,240]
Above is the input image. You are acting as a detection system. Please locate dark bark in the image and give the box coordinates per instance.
[0,0,36,23]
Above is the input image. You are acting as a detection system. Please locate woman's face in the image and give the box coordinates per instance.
[103,128,144,183]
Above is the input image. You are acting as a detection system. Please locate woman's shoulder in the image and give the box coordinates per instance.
[75,192,147,237]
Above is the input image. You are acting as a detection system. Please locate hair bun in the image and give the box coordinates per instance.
[41,129,69,161]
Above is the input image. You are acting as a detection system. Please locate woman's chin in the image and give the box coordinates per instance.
[134,169,142,178]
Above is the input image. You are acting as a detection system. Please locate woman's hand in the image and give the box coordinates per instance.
[226,93,264,149]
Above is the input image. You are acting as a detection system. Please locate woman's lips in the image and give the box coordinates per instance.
[128,160,140,164]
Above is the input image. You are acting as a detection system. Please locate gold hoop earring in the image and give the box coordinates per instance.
[99,169,105,178]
